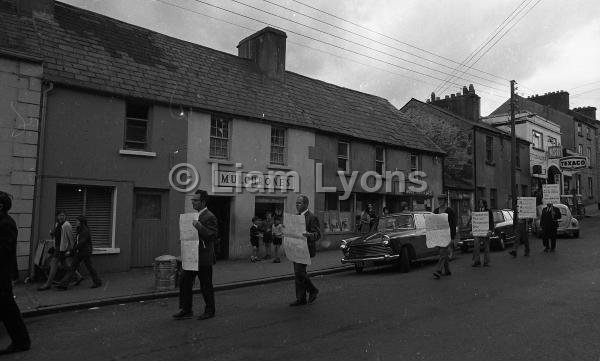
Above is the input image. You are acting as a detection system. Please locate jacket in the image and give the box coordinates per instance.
[73,227,93,256]
[303,210,321,258]
[193,208,219,266]
[540,206,561,231]
[0,212,19,285]
[55,221,75,252]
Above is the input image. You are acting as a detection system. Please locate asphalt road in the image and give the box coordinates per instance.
[2,218,600,361]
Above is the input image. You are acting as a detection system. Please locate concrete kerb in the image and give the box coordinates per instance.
[21,265,353,318]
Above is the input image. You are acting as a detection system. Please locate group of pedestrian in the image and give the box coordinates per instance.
[249,212,284,263]
[37,210,102,291]
[359,203,379,234]
[432,195,564,280]
[173,192,321,321]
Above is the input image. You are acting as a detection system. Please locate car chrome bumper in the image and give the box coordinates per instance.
[341,254,400,264]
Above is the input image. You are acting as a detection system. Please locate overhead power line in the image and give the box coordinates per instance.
[229,0,505,93]
[156,0,507,99]
[290,0,511,83]
[259,0,506,89]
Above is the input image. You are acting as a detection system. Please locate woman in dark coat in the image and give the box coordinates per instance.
[57,216,102,289]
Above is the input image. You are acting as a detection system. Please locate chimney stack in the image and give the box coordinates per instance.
[16,0,54,18]
[528,91,570,112]
[573,106,597,120]
[431,85,481,122]
[238,27,287,82]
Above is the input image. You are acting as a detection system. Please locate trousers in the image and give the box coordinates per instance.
[59,253,101,287]
[473,236,490,265]
[0,283,30,348]
[293,262,317,301]
[179,267,215,314]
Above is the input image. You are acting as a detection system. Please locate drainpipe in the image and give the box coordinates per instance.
[473,126,477,209]
[28,81,53,279]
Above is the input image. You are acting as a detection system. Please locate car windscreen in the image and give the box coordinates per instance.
[377,215,415,231]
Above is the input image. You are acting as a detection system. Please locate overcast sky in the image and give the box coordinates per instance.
[62,0,600,116]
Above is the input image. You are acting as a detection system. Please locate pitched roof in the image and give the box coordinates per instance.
[0,0,442,154]
[402,98,530,144]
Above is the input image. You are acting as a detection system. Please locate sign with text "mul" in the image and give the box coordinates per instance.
[559,156,588,170]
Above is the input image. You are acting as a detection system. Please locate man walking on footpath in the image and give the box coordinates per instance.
[432,195,455,279]
[173,190,219,320]
[0,191,31,355]
[289,195,321,306]
[540,202,561,252]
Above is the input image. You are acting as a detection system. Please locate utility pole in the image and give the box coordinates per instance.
[510,80,518,231]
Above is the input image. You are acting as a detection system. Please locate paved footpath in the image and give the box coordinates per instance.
[13,248,351,317]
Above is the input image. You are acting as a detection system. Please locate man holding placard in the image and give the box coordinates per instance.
[509,197,536,257]
[286,195,321,307]
[173,190,219,320]
[540,202,561,252]
[472,200,494,267]
[432,196,455,279]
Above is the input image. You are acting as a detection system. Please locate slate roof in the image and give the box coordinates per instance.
[0,0,443,154]
[402,98,530,144]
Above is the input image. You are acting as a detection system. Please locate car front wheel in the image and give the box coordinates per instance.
[573,231,580,238]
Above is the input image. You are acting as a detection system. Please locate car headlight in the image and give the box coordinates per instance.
[382,235,390,246]
[340,240,348,250]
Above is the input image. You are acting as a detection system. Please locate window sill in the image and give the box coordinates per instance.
[92,247,120,255]
[267,164,291,171]
[119,149,156,157]
[208,159,234,165]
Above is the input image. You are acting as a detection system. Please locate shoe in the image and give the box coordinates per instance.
[37,284,51,291]
[273,257,281,263]
[172,310,193,320]
[543,248,549,253]
[308,290,319,304]
[56,285,68,291]
[250,256,257,263]
[509,250,517,258]
[197,312,215,320]
[471,262,481,267]
[0,343,30,355]
[433,271,441,279]
[483,263,490,267]
[74,276,84,286]
[444,270,452,276]
[550,249,555,253]
[91,281,102,289]
[289,299,307,307]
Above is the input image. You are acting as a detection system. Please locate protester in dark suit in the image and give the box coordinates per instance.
[289,195,321,306]
[540,202,561,252]
[57,216,102,290]
[432,196,455,279]
[173,190,219,320]
[473,200,494,267]
[0,191,31,355]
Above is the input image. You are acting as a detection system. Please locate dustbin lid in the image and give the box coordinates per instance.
[155,255,177,262]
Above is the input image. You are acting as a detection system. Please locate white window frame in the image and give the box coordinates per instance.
[337,141,350,172]
[532,130,543,150]
[270,126,287,165]
[578,144,583,155]
[209,115,231,159]
[410,153,421,172]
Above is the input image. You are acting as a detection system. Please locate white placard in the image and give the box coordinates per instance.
[472,212,490,237]
[179,212,199,241]
[542,184,561,205]
[517,197,537,219]
[180,212,199,271]
[424,214,451,248]
[181,240,199,271]
[282,213,311,265]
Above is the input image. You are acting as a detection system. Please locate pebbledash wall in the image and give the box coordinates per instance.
[0,51,43,275]
[185,111,316,259]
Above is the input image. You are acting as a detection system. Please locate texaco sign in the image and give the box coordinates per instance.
[559,156,588,170]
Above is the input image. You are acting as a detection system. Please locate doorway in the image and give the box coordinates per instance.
[206,196,231,260]
[131,189,168,267]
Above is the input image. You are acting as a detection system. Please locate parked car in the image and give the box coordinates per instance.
[340,212,440,273]
[532,203,579,238]
[457,209,519,252]
[560,194,586,219]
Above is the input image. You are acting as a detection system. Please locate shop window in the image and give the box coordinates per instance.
[55,184,114,249]
[210,115,230,159]
[270,127,287,165]
[485,136,493,163]
[321,193,353,233]
[124,102,150,150]
[375,147,385,175]
[337,142,350,172]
